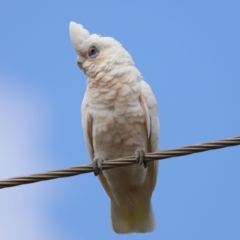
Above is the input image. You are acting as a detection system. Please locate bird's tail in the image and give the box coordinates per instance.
[111,196,155,234]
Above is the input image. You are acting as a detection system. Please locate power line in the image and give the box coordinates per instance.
[0,136,239,190]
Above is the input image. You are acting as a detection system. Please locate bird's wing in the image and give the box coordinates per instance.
[139,80,160,192]
[81,93,93,159]
[81,93,114,199]
[140,80,160,152]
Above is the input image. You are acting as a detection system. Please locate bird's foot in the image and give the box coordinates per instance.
[92,157,105,176]
[134,148,147,168]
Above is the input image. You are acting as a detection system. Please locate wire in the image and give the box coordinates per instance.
[0,136,239,189]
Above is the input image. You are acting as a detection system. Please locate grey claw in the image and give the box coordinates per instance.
[144,161,148,168]
[134,149,147,168]
[92,157,104,176]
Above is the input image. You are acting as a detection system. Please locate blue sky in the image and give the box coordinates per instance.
[0,1,240,239]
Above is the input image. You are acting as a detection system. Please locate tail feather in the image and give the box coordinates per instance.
[111,196,155,234]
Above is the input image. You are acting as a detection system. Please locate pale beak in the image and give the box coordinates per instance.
[77,55,86,64]
[77,55,86,70]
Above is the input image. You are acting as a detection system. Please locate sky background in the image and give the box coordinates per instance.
[0,1,240,239]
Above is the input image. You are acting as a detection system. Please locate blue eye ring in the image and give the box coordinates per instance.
[88,46,99,58]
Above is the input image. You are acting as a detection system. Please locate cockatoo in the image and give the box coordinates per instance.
[69,22,160,234]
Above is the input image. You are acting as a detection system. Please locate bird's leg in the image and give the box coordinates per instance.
[92,156,105,176]
[133,148,148,168]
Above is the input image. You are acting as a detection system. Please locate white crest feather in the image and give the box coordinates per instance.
[69,21,90,53]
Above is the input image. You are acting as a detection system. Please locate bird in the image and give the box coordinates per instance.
[69,21,160,234]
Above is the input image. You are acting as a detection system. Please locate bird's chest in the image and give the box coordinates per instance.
[91,102,145,132]
[88,96,146,152]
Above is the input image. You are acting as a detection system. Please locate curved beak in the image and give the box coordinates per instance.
[77,55,86,70]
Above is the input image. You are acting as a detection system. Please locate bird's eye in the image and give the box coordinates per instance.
[88,46,99,58]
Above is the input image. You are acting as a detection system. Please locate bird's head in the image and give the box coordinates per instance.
[69,22,134,78]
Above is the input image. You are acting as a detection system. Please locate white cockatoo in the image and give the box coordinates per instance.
[69,22,160,234]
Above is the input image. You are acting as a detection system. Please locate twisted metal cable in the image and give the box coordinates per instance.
[0,136,239,189]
